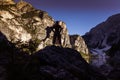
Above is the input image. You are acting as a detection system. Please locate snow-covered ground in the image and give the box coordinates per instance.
[90,37,111,67]
[91,46,111,67]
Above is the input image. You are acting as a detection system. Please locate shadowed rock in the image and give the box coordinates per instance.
[0,32,106,80]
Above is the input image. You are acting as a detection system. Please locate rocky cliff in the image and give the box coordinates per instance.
[0,32,106,80]
[0,0,89,60]
[0,0,118,80]
[0,1,71,54]
[0,0,15,5]
[83,14,120,49]
[70,35,89,62]
[83,13,120,80]
[106,40,120,80]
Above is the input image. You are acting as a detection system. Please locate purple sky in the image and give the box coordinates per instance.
[15,0,120,35]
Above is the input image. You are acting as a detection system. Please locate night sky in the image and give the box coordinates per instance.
[15,0,120,35]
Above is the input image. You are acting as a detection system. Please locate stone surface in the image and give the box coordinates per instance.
[0,0,15,5]
[0,0,89,61]
[83,13,120,66]
[83,13,120,80]
[0,1,71,55]
[0,0,119,80]
[70,35,89,62]
[0,32,107,80]
[107,40,120,80]
[83,14,120,50]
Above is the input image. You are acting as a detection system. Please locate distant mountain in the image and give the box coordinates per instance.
[83,13,120,80]
[83,14,120,49]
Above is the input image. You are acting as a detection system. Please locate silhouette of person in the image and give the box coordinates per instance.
[43,26,52,42]
[52,21,63,45]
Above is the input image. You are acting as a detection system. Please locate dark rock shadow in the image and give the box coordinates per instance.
[0,32,107,80]
[43,26,52,42]
[31,46,107,80]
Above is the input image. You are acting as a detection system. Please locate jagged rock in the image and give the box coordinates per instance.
[107,40,120,80]
[83,13,120,79]
[0,32,14,80]
[0,31,107,80]
[29,46,106,80]
[70,35,89,62]
[16,1,35,13]
[83,14,120,49]
[0,0,89,63]
[0,1,71,54]
[0,0,15,5]
[10,46,107,80]
[83,13,120,66]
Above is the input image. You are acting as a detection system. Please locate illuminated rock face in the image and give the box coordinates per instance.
[70,35,89,62]
[0,1,72,54]
[0,0,89,59]
[0,0,15,5]
[0,0,13,2]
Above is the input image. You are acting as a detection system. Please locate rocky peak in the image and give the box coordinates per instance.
[0,1,89,63]
[83,14,120,49]
[0,31,106,80]
[0,1,71,54]
[70,35,88,54]
[16,0,35,13]
[70,35,89,62]
[0,0,15,5]
[0,1,53,54]
[83,13,120,79]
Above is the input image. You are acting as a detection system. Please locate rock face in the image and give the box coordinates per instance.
[0,0,89,61]
[0,32,106,80]
[83,14,120,49]
[83,13,120,50]
[0,1,96,79]
[107,40,120,80]
[70,35,89,62]
[0,1,71,54]
[83,13,120,79]
[0,0,15,5]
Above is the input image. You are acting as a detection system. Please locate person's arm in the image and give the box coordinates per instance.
[59,26,63,32]
[51,26,55,32]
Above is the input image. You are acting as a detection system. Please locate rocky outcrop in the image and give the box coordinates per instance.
[0,0,89,63]
[0,1,71,55]
[70,35,89,62]
[83,13,120,66]
[83,13,120,79]
[0,32,18,80]
[83,13,120,49]
[0,0,15,5]
[106,40,120,80]
[0,31,107,80]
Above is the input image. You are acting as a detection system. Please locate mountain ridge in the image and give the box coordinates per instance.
[83,13,120,80]
[0,1,89,60]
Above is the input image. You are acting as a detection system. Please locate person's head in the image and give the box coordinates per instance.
[55,21,59,25]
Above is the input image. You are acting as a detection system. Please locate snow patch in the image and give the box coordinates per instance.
[91,45,111,67]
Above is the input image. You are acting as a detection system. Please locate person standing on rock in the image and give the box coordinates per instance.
[52,21,63,46]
